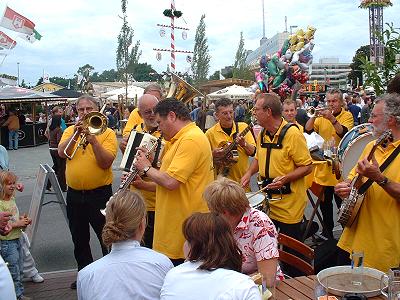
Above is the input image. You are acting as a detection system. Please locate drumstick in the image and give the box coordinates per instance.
[247,185,270,199]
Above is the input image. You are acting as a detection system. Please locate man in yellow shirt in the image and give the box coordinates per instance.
[305,89,354,238]
[241,93,312,241]
[134,99,213,265]
[122,83,163,137]
[282,99,304,133]
[58,95,118,289]
[335,93,400,272]
[205,98,256,183]
[119,94,161,248]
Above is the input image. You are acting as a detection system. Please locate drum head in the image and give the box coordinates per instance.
[246,192,265,208]
[340,131,375,179]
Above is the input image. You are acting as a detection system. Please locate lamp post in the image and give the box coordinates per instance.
[289,25,298,35]
[17,62,20,86]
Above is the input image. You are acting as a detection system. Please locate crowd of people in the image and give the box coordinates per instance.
[0,73,399,299]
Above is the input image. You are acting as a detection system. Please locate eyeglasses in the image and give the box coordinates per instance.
[142,109,155,116]
[77,106,94,113]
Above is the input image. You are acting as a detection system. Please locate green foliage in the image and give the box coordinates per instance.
[360,23,400,95]
[232,32,253,80]
[130,63,155,81]
[348,45,370,87]
[77,64,94,76]
[209,70,220,80]
[92,69,119,82]
[20,79,27,88]
[191,14,211,86]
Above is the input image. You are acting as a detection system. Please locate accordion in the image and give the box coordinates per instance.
[120,131,164,172]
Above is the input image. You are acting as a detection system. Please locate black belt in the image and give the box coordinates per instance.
[68,184,111,195]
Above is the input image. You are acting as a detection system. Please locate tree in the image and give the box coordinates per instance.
[77,64,94,77]
[131,63,155,81]
[232,32,253,80]
[209,70,220,80]
[359,23,400,95]
[20,79,27,88]
[191,14,211,86]
[348,45,370,88]
[116,0,142,85]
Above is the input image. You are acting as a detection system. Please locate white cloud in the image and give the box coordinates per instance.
[0,0,399,85]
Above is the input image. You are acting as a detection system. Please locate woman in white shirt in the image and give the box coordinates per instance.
[161,212,261,300]
[77,191,173,300]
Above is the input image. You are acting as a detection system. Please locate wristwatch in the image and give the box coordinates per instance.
[143,166,151,176]
[377,176,389,187]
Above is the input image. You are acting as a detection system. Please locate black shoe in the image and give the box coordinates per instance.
[70,281,77,289]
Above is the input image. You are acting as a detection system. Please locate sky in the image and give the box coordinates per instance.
[0,0,399,86]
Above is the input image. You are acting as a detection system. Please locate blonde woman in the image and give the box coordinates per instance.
[77,191,173,300]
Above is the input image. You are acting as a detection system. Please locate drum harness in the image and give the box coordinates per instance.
[259,123,298,198]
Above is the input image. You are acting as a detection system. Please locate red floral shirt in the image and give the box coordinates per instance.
[233,208,284,280]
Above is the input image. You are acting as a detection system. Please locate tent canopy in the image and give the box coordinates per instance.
[207,84,254,100]
[0,86,61,102]
[103,85,144,99]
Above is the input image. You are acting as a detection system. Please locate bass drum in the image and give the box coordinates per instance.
[338,123,375,179]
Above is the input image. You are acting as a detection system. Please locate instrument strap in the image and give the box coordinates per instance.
[260,123,298,179]
[232,122,239,150]
[358,144,400,194]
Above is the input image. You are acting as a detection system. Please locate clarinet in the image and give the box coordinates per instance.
[100,135,162,215]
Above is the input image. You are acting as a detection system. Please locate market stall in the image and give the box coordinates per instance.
[0,86,64,148]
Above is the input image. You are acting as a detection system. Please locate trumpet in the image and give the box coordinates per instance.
[64,110,108,160]
[306,106,330,118]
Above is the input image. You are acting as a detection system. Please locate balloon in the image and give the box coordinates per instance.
[254,25,317,99]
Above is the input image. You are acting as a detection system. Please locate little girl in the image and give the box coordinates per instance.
[0,170,31,300]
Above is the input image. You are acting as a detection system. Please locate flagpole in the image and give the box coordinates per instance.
[0,40,15,67]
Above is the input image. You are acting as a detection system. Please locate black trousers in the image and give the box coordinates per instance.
[49,149,67,191]
[66,185,111,271]
[320,186,342,238]
[142,211,155,249]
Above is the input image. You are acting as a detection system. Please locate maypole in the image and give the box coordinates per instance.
[153,0,192,73]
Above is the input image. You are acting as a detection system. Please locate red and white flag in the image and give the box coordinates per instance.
[0,31,16,49]
[0,6,35,35]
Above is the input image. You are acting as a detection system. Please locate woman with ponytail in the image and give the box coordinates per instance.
[77,191,173,300]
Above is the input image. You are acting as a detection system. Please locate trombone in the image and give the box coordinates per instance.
[64,106,108,160]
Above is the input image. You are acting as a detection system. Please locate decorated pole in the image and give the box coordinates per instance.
[154,1,192,72]
[170,0,176,71]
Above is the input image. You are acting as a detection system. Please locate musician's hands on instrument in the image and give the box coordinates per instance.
[266,176,286,190]
[119,137,128,153]
[356,155,383,182]
[319,109,334,122]
[132,175,146,189]
[134,147,151,171]
[334,181,351,198]
[241,173,251,188]
[236,136,246,148]
[212,147,225,159]
[84,128,98,145]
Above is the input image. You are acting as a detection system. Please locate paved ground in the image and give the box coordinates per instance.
[8,141,341,273]
[9,143,124,273]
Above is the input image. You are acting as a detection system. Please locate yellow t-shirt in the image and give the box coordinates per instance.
[0,197,21,240]
[313,108,354,186]
[338,140,400,272]
[123,108,143,138]
[205,122,256,184]
[60,126,118,190]
[255,118,312,223]
[153,122,213,259]
[128,123,162,211]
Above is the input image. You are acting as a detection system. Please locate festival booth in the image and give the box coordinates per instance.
[0,86,63,148]
[207,84,254,102]
[103,85,144,103]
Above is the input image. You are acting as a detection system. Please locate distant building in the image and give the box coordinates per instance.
[32,82,64,93]
[245,32,290,69]
[308,58,351,88]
